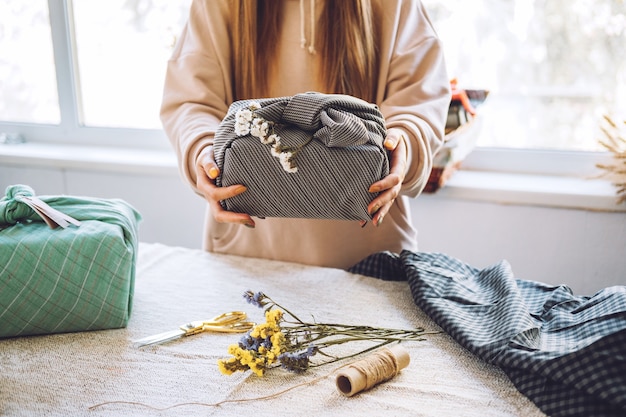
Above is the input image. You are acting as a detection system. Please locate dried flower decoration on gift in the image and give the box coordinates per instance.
[217,291,431,377]
[234,103,312,174]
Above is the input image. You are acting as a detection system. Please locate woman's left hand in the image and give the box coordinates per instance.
[361,133,408,227]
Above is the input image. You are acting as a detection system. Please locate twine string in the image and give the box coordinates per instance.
[89,348,406,411]
[335,347,402,396]
[356,348,399,390]
[88,369,335,411]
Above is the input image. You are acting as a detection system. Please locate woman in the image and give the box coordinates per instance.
[160,0,450,269]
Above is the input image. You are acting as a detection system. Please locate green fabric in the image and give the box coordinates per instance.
[0,184,141,338]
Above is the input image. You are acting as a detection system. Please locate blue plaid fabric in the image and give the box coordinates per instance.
[349,251,626,417]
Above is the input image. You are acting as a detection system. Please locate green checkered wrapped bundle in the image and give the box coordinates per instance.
[0,184,141,338]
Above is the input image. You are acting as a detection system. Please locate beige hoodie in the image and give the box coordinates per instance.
[160,0,450,269]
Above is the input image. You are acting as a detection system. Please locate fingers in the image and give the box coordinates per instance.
[195,146,255,228]
[383,136,398,151]
[209,195,256,228]
[388,134,408,176]
[367,187,398,227]
[367,173,400,227]
[366,134,408,227]
[196,146,220,180]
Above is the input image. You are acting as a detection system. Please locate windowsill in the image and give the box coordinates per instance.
[432,170,626,212]
[0,142,178,176]
[1,142,625,212]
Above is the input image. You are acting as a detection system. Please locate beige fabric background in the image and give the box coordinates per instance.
[0,243,547,417]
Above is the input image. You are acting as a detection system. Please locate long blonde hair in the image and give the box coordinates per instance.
[231,0,379,102]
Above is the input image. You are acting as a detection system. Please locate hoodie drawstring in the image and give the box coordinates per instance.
[299,0,316,54]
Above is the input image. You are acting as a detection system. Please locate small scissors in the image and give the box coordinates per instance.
[134,311,254,347]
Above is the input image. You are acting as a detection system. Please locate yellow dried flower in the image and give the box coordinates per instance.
[217,291,431,376]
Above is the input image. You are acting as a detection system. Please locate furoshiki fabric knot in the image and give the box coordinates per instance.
[0,184,38,226]
[1,184,83,229]
[281,92,386,148]
[221,92,386,149]
[213,92,389,221]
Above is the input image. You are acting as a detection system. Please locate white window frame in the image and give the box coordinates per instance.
[0,0,169,150]
[463,148,607,178]
[0,0,611,177]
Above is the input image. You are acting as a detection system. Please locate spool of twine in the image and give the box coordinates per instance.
[335,344,410,397]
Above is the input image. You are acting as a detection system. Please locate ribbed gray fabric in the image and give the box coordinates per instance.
[213,92,389,221]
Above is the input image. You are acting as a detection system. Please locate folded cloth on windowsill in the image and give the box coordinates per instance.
[349,251,626,417]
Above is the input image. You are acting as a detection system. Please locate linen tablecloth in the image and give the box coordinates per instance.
[0,243,546,417]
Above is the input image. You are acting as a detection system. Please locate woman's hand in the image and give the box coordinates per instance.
[195,146,256,228]
[361,133,408,227]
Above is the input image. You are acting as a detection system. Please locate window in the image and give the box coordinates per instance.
[72,0,190,129]
[422,0,626,155]
[1,0,624,175]
[0,0,191,148]
[0,1,59,125]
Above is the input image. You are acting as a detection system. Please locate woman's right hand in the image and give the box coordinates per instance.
[195,146,256,228]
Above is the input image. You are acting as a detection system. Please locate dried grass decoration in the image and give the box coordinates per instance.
[217,291,434,377]
[596,115,626,204]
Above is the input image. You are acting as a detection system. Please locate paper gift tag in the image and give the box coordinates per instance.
[18,195,82,229]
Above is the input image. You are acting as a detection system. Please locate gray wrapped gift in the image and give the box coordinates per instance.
[213,92,389,221]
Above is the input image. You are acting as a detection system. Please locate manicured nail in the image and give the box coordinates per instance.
[369,204,379,215]
[243,222,255,229]
[377,214,384,227]
[208,167,219,179]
